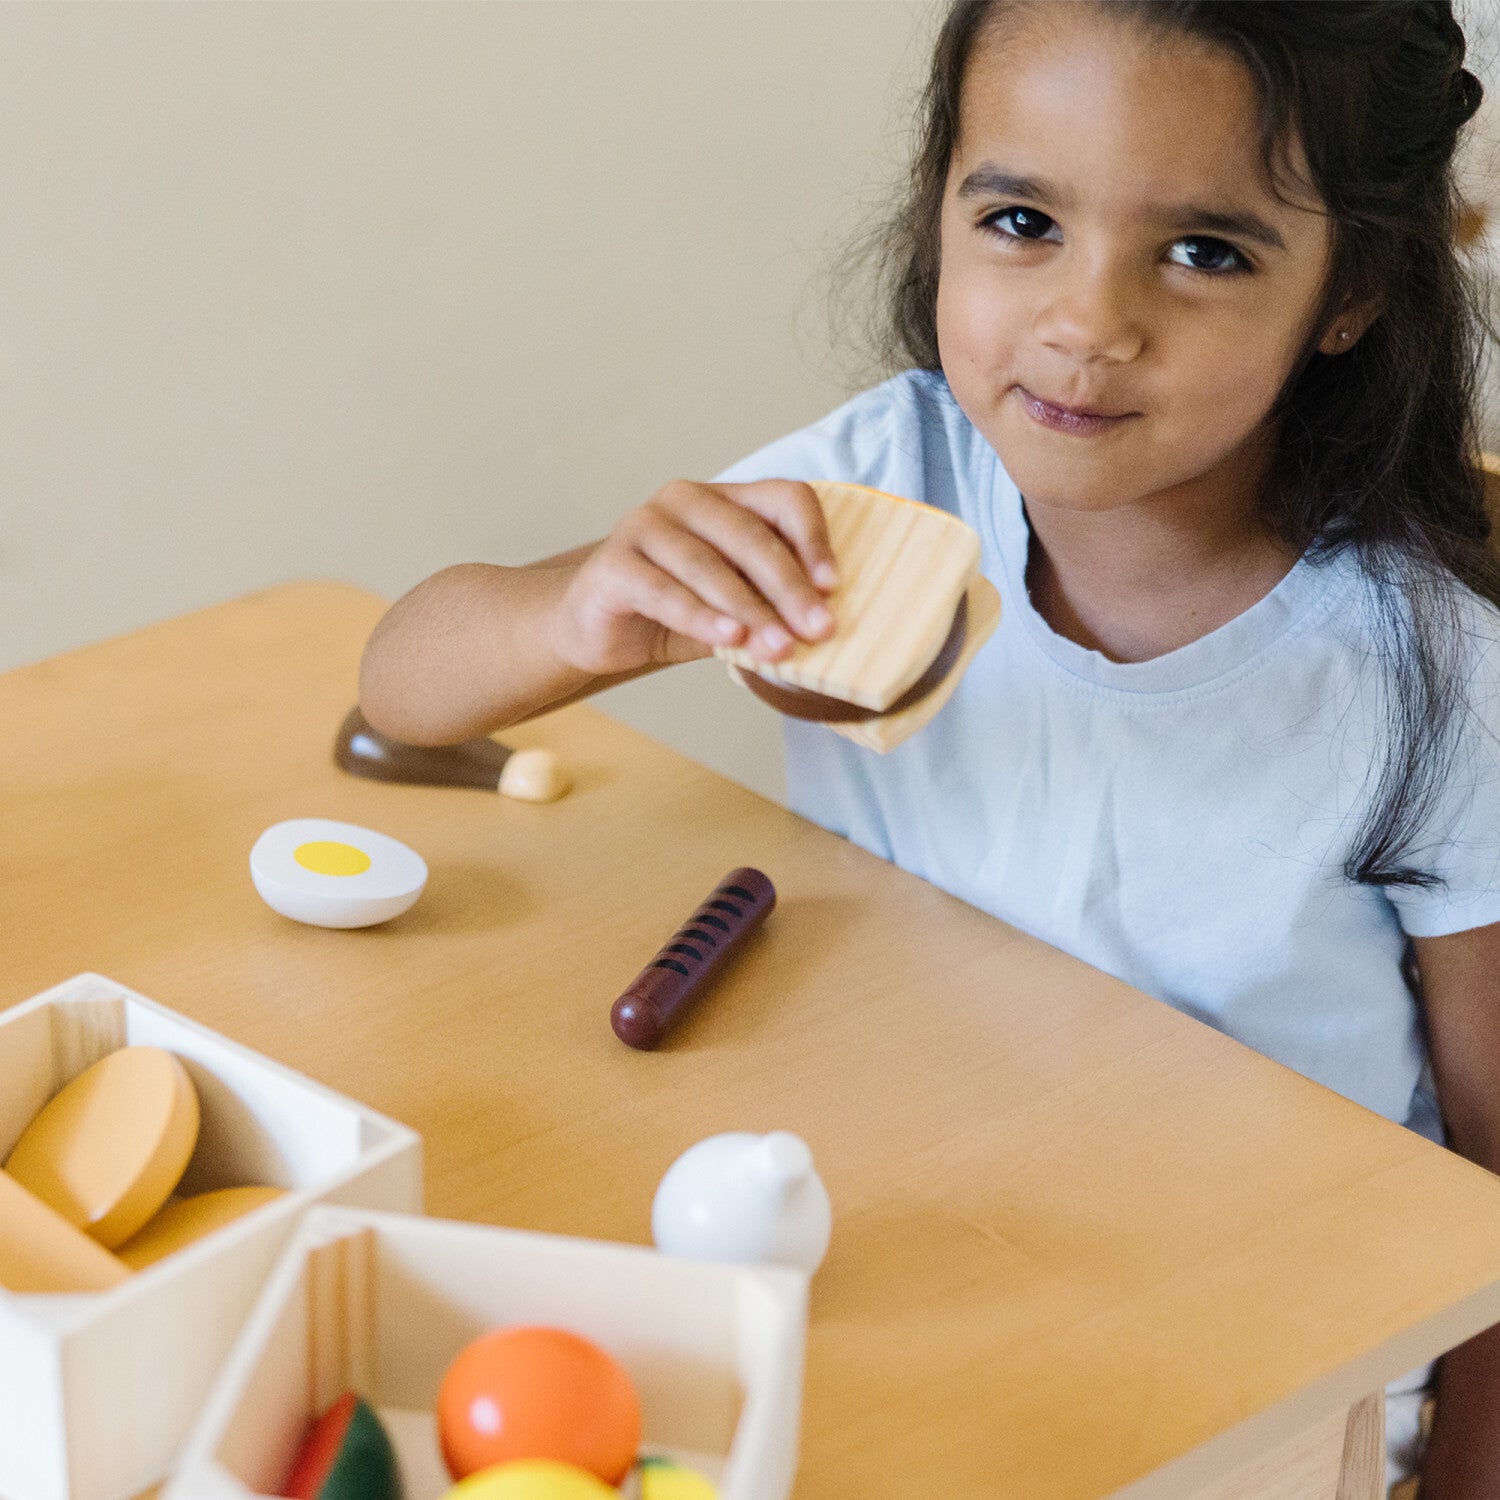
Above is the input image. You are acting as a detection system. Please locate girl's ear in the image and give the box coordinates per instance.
[1317,294,1385,355]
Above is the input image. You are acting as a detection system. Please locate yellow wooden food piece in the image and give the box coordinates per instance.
[4,1046,201,1249]
[638,1459,719,1500]
[444,1461,619,1499]
[117,1184,285,1270]
[498,746,572,803]
[0,1169,131,1292]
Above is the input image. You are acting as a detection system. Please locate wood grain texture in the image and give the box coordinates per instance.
[306,1224,376,1413]
[716,481,980,711]
[1183,1407,1344,1500]
[825,573,1001,752]
[1481,452,1500,528]
[1334,1395,1385,1500]
[10,581,1498,1500]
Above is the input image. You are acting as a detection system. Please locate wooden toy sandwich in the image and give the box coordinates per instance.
[716,480,1001,752]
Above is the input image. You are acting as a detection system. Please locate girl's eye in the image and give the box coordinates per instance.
[1168,236,1251,275]
[980,206,1060,243]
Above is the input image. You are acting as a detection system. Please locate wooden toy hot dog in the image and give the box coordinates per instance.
[610,869,776,1050]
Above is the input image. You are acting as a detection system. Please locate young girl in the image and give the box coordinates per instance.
[360,3,1500,1492]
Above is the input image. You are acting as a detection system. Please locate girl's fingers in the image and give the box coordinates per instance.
[719,480,840,593]
[648,483,835,645]
[635,526,800,659]
[610,549,750,655]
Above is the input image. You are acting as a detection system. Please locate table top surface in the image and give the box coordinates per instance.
[6,581,1500,1500]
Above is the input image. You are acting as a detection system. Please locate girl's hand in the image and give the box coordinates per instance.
[550,479,840,677]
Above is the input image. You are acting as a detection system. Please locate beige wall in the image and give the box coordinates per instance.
[0,0,934,801]
[4,0,1498,804]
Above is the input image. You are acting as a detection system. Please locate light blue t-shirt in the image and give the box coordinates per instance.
[717,367,1500,1144]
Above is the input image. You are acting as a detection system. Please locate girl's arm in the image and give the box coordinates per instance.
[359,548,635,746]
[1410,919,1500,1500]
[358,479,837,745]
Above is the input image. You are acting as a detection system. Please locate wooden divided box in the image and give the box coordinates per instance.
[168,1205,809,1500]
[0,973,423,1500]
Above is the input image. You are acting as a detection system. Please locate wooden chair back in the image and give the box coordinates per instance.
[1483,452,1500,531]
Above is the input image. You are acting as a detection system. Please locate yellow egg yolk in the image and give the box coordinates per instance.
[293,840,372,877]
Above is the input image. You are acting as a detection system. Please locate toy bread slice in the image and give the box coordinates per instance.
[829,571,1000,751]
[715,481,981,713]
[0,1170,131,1292]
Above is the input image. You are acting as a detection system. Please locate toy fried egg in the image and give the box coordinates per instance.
[250,818,427,929]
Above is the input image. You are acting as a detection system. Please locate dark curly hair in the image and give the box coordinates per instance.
[856,0,1499,889]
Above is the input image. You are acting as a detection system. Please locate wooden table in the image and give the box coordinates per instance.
[5,582,1500,1500]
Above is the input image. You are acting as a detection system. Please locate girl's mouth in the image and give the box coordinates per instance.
[1017,387,1138,437]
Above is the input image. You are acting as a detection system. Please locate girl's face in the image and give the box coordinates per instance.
[938,5,1342,520]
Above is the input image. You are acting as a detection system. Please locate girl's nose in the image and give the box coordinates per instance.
[1033,268,1145,365]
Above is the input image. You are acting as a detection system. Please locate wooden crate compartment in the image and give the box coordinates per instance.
[169,1206,807,1500]
[0,973,423,1500]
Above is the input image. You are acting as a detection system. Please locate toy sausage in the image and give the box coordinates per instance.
[610,869,776,1049]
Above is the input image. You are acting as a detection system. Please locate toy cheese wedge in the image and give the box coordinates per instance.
[0,1170,131,1292]
[4,1045,200,1249]
[117,1185,287,1270]
[716,480,1001,752]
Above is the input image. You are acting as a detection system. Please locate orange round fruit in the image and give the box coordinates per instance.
[437,1326,642,1485]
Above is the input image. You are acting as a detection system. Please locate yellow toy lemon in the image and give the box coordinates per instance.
[442,1460,618,1499]
[638,1457,719,1500]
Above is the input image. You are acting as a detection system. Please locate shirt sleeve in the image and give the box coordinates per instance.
[1386,593,1500,937]
[711,371,917,489]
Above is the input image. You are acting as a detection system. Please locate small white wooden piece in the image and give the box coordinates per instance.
[167,1205,809,1500]
[0,973,423,1500]
[651,1131,832,1275]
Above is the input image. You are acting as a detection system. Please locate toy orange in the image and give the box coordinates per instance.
[437,1326,642,1486]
